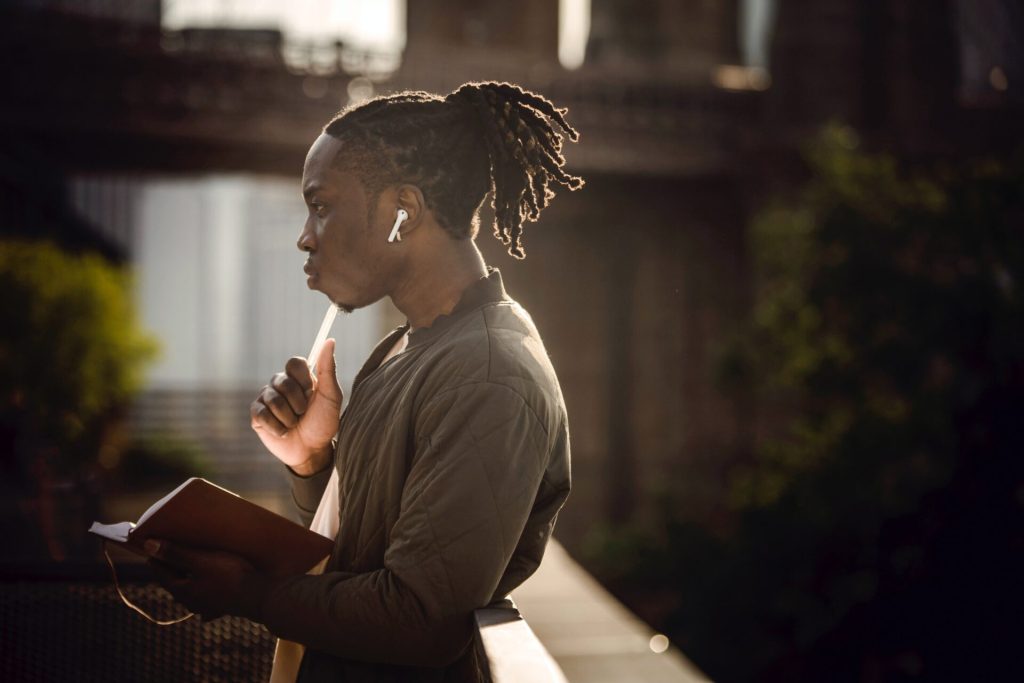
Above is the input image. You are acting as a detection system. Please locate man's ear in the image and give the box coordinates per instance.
[393,184,427,236]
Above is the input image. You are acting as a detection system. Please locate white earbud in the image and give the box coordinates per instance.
[387,209,409,243]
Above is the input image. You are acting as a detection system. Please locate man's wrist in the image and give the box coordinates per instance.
[288,442,335,478]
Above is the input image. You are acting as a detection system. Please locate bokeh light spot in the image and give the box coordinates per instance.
[649,634,670,653]
[347,76,375,105]
[989,66,1009,92]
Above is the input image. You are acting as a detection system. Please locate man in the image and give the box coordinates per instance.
[145,81,582,681]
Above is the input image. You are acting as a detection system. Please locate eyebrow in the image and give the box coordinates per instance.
[302,183,324,201]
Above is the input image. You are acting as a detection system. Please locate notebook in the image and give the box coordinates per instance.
[89,477,333,578]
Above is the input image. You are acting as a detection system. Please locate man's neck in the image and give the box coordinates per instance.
[390,240,488,331]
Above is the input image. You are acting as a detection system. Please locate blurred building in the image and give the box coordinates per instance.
[1,0,1021,542]
[390,0,1021,546]
[67,173,390,490]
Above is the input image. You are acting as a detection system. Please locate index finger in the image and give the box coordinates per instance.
[284,356,314,396]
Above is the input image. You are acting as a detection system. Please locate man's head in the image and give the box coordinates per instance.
[297,81,584,309]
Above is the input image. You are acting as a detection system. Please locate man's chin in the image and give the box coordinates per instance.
[326,292,356,314]
[323,291,355,313]
[308,281,355,313]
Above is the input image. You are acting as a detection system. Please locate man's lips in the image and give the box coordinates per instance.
[303,262,320,288]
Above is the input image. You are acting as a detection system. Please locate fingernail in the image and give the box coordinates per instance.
[143,539,161,556]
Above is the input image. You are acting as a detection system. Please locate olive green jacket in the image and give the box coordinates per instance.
[258,269,571,682]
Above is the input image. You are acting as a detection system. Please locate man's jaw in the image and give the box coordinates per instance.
[304,270,354,313]
[318,285,355,314]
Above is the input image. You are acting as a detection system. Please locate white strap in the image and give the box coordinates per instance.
[270,467,340,682]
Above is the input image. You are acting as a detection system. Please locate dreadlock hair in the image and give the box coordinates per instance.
[322,81,584,259]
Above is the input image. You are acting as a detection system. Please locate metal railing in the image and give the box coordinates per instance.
[0,564,566,682]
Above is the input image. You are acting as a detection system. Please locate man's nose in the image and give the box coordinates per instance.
[297,221,316,252]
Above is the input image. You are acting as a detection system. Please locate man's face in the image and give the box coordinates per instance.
[298,134,394,311]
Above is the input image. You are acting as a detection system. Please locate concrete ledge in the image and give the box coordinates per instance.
[474,599,568,683]
[514,542,712,683]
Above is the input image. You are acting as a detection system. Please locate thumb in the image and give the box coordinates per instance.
[315,338,342,403]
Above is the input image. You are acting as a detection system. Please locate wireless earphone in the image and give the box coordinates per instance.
[387,209,409,243]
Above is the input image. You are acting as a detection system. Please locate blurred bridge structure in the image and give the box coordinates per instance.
[0,6,760,178]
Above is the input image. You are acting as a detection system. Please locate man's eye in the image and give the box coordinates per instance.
[312,202,327,216]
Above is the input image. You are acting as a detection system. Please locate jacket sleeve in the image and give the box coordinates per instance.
[258,381,552,667]
[284,449,335,529]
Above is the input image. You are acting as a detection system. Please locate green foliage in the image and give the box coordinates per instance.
[734,125,1022,513]
[0,240,158,481]
[587,128,1024,681]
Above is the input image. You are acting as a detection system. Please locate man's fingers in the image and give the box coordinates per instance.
[144,539,200,571]
[271,372,309,416]
[144,540,192,573]
[250,394,291,437]
[284,356,314,397]
[261,387,299,429]
[143,540,253,621]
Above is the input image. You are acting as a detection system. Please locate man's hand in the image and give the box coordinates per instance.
[144,539,273,621]
[250,338,343,475]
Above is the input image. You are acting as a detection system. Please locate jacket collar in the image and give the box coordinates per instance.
[352,268,508,391]
[406,267,508,349]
